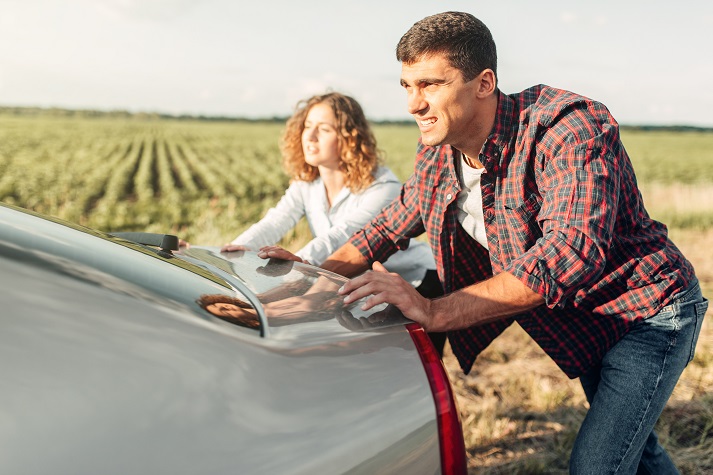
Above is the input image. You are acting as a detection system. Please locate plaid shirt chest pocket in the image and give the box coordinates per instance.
[495,193,542,264]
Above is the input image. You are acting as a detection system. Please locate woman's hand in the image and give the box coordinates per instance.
[256,245,307,264]
[221,244,250,252]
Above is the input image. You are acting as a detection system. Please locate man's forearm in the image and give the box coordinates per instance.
[321,242,370,277]
[429,271,545,331]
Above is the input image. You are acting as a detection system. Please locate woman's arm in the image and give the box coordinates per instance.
[295,173,402,266]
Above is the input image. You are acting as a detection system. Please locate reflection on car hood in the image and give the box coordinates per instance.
[178,246,411,343]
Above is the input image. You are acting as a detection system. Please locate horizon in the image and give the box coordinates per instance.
[4,104,713,130]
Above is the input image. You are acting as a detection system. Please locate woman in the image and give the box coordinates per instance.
[222,92,445,352]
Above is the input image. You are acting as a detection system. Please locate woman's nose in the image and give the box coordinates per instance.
[304,128,317,141]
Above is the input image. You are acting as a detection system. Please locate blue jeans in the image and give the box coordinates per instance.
[570,279,708,474]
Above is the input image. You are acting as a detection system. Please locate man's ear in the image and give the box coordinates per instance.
[476,69,497,98]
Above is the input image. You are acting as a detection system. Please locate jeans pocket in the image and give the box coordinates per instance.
[688,298,708,363]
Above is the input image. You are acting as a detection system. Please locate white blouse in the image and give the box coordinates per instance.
[231,166,436,286]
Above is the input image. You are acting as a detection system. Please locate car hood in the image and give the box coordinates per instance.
[0,202,412,346]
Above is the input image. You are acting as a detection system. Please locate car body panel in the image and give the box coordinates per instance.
[0,203,441,474]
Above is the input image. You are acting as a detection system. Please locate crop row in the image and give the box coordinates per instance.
[1,115,712,245]
[0,117,288,242]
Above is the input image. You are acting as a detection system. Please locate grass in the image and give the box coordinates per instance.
[640,184,713,230]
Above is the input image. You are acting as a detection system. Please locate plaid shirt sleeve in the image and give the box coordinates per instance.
[502,103,624,308]
[349,171,427,265]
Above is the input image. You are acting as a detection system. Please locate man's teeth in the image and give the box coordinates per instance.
[420,118,436,126]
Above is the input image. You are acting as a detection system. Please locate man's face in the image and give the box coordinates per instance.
[400,53,481,150]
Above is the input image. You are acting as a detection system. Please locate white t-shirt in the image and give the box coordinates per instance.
[456,155,489,250]
[232,166,436,286]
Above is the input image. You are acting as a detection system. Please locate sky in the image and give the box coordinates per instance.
[1,0,712,127]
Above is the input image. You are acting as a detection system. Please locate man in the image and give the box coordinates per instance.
[315,11,707,475]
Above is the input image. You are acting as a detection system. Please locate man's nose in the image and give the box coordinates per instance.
[407,89,427,115]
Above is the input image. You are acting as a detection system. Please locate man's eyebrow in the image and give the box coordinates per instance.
[400,77,447,87]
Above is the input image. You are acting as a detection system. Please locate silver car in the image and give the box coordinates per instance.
[0,202,466,475]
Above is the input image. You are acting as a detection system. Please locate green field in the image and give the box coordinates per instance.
[2,112,712,474]
[1,113,712,246]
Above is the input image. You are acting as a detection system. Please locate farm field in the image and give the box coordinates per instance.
[2,114,712,243]
[1,112,712,473]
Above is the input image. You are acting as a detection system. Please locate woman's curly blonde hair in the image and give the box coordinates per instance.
[280,92,381,193]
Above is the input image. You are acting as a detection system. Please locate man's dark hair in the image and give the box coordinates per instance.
[396,11,497,83]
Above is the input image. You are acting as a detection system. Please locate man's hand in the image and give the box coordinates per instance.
[256,245,307,264]
[339,262,434,329]
[340,262,545,333]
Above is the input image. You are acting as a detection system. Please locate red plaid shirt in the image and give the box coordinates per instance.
[350,85,695,378]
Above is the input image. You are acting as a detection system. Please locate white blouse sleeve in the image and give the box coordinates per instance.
[295,176,401,266]
[230,182,306,250]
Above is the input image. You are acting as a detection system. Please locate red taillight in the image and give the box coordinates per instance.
[406,323,467,475]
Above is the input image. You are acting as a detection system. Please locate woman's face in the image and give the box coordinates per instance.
[206,302,253,319]
[301,103,341,170]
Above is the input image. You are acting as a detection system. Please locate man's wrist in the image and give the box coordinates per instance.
[425,295,450,332]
